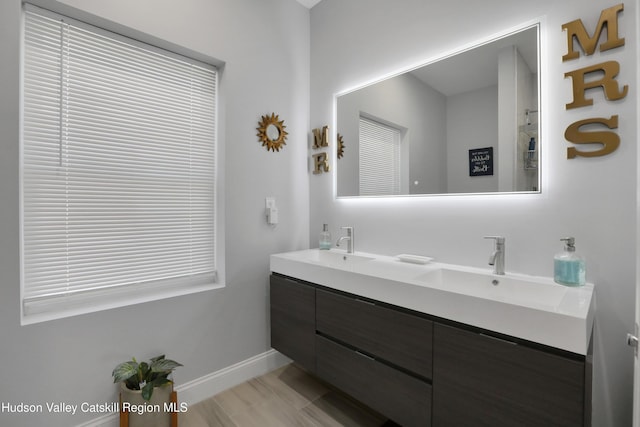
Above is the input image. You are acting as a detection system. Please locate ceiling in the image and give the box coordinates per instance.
[296,2,536,98]
[296,0,322,8]
[410,27,538,97]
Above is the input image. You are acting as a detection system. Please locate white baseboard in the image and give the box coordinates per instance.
[175,349,290,405]
[75,349,291,427]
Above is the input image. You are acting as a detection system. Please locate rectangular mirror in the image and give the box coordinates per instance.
[335,24,540,197]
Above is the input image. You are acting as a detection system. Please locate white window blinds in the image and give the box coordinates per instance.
[358,117,401,196]
[22,6,218,319]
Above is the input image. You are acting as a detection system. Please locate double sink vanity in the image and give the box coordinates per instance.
[268,13,595,426]
[269,248,594,427]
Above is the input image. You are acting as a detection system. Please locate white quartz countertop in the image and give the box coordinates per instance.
[270,249,595,355]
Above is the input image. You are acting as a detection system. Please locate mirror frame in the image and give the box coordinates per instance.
[257,113,288,152]
[333,22,542,199]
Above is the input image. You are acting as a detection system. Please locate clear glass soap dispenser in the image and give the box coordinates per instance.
[319,224,332,250]
[554,237,585,286]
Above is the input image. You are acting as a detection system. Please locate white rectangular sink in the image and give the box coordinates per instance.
[283,248,375,268]
[415,268,569,311]
[270,249,594,354]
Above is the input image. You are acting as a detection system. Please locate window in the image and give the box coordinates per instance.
[358,116,401,196]
[21,5,220,323]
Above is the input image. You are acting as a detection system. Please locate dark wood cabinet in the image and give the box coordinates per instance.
[269,273,591,427]
[316,335,432,427]
[269,274,316,372]
[316,289,433,379]
[433,323,586,427]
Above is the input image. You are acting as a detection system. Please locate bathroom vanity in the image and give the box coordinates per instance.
[270,249,594,427]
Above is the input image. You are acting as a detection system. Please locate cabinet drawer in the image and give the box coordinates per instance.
[433,323,585,427]
[316,335,431,427]
[270,275,316,372]
[316,289,433,379]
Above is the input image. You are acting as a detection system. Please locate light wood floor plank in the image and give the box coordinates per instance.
[303,391,386,427]
[181,398,236,427]
[180,363,390,427]
[258,364,330,410]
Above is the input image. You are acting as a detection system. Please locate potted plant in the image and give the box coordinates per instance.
[112,355,182,427]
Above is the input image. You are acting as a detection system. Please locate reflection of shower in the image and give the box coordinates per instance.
[522,108,538,179]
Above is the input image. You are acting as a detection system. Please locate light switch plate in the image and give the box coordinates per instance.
[265,197,276,209]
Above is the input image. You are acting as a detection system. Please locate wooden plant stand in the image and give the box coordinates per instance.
[119,389,178,427]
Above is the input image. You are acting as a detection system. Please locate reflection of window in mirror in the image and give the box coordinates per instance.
[359,116,402,196]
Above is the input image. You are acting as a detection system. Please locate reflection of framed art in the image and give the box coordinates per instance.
[469,147,493,176]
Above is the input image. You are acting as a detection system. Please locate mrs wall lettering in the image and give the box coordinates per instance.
[562,3,628,159]
[311,126,330,174]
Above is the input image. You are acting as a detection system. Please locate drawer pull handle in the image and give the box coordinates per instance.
[355,350,375,361]
[479,333,517,346]
[355,298,376,306]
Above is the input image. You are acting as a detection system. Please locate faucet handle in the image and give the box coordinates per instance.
[484,236,505,244]
[341,226,353,236]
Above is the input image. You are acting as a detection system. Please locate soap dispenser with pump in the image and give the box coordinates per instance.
[319,224,332,250]
[554,237,585,286]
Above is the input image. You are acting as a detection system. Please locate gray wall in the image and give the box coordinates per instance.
[0,0,310,426]
[446,85,499,193]
[1,1,636,426]
[336,72,447,196]
[310,1,637,426]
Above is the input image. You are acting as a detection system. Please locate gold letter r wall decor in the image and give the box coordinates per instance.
[312,152,330,174]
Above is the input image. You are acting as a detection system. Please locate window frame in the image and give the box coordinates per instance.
[20,3,225,325]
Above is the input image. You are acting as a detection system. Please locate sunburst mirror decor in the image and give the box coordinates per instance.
[257,113,288,152]
[337,133,345,159]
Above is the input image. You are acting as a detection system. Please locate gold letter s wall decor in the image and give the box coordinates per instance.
[564,115,620,158]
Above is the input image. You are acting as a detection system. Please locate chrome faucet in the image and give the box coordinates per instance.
[484,236,505,275]
[336,226,354,253]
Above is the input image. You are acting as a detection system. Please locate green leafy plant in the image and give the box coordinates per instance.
[112,355,182,401]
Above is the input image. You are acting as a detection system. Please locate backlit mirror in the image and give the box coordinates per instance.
[336,24,540,197]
